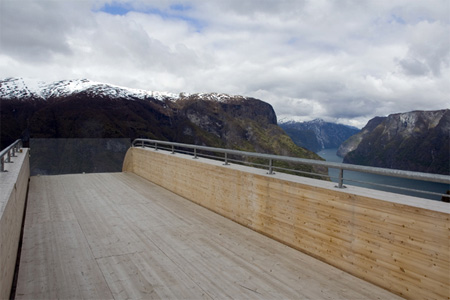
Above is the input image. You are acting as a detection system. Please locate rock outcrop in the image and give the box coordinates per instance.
[337,117,385,157]
[340,110,449,175]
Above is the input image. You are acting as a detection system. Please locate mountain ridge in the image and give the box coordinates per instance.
[0,77,246,103]
[0,77,325,176]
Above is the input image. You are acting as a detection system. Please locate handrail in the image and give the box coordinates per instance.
[1,139,23,172]
[132,138,450,199]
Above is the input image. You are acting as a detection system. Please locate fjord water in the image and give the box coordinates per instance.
[317,149,449,201]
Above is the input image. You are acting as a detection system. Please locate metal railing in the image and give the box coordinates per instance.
[1,139,23,172]
[132,138,450,200]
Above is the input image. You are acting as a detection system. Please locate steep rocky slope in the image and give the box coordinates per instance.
[279,118,360,152]
[340,110,449,175]
[337,117,386,157]
[1,78,323,174]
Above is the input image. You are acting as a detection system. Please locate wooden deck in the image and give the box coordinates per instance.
[15,172,402,299]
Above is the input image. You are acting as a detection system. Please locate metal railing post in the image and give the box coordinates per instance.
[1,156,4,172]
[268,159,274,175]
[224,153,229,165]
[193,148,198,159]
[337,168,345,188]
[154,142,158,151]
[171,145,175,154]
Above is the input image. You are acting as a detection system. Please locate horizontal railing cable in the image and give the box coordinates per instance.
[132,138,450,200]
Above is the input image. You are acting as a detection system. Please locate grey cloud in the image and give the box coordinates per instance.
[211,0,306,16]
[324,97,381,119]
[389,1,448,24]
[0,0,95,62]
[399,58,429,76]
[61,10,205,82]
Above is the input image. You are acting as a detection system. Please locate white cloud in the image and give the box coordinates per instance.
[0,0,449,128]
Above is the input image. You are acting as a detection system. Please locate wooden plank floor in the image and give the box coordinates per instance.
[15,172,403,299]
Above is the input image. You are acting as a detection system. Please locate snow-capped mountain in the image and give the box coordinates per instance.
[279,117,328,126]
[0,77,181,101]
[0,77,246,102]
[277,116,309,124]
[1,77,324,175]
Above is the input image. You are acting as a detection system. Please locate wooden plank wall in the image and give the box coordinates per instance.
[0,149,30,299]
[123,147,450,300]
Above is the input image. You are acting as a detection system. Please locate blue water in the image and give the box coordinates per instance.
[316,149,449,201]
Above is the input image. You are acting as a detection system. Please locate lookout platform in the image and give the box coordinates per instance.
[15,172,401,299]
[2,144,449,300]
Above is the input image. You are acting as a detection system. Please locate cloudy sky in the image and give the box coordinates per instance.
[1,0,449,127]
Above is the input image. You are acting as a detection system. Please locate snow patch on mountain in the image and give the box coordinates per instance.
[187,92,247,102]
[277,115,308,124]
[0,77,183,101]
[0,77,247,103]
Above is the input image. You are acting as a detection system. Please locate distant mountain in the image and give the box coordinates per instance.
[279,118,360,152]
[339,109,449,175]
[1,77,324,175]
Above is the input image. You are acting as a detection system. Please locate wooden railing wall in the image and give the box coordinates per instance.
[123,147,449,300]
